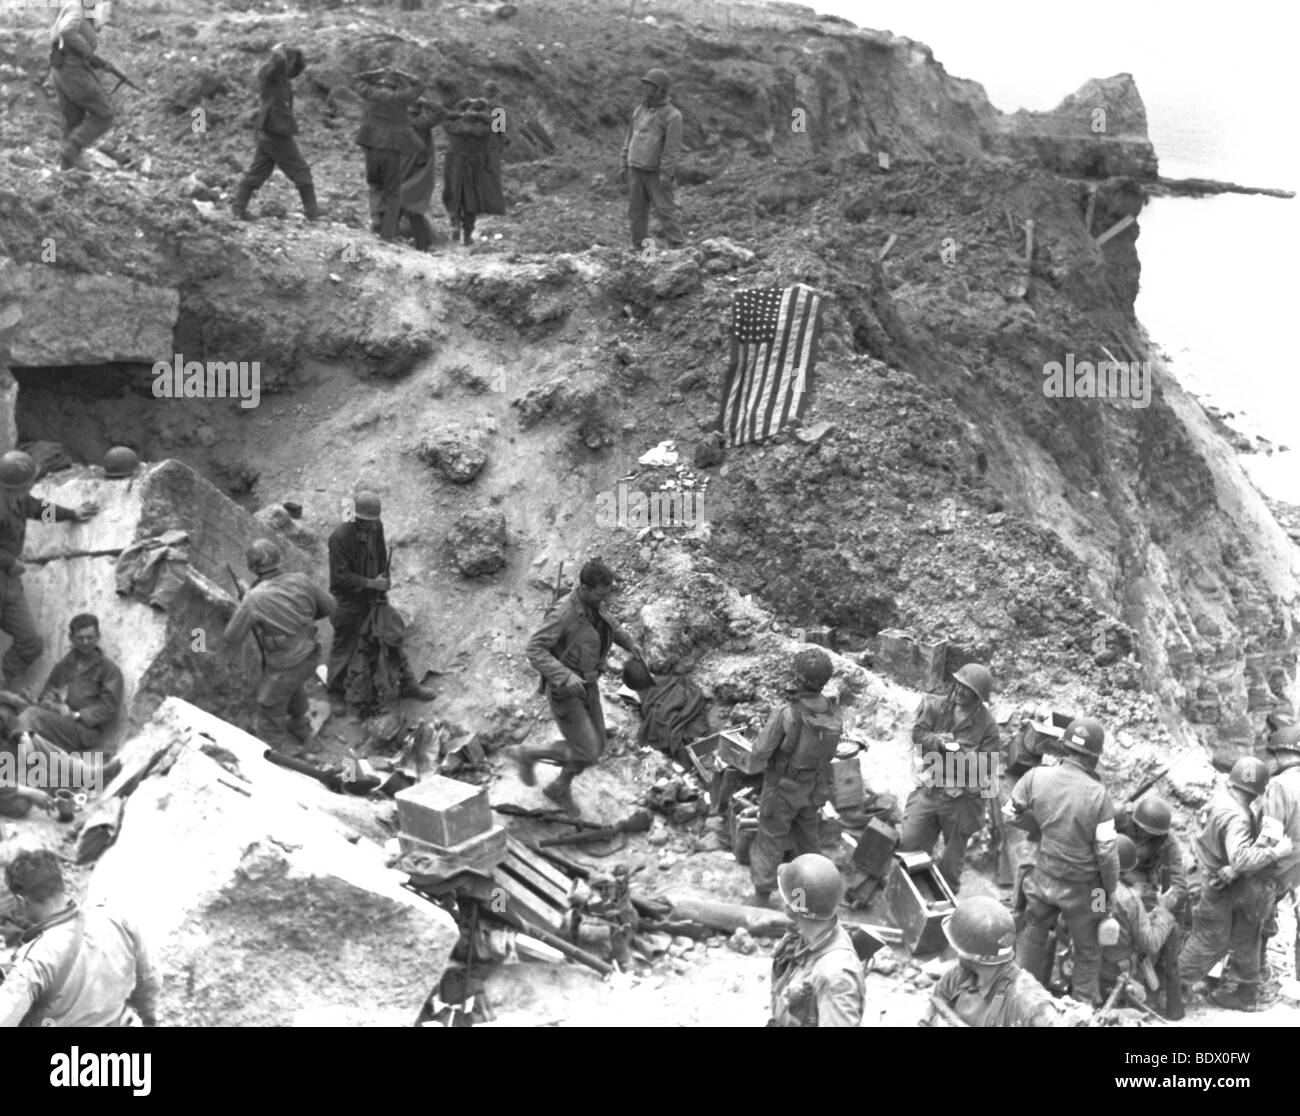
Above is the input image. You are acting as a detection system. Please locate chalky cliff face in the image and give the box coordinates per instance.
[0,0,1292,793]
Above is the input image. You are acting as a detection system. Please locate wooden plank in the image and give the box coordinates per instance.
[500,853,569,908]
[878,233,898,262]
[507,836,571,893]
[1084,184,1097,236]
[494,871,565,932]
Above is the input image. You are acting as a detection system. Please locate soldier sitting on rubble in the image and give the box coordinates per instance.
[620,658,710,764]
[0,703,55,819]
[17,613,123,757]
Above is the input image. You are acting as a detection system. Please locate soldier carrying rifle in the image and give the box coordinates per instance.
[46,0,135,171]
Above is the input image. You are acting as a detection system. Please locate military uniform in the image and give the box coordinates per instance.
[1261,764,1300,893]
[768,921,864,1027]
[1101,879,1175,992]
[234,47,317,210]
[0,902,158,1028]
[930,960,1085,1027]
[0,495,82,687]
[1009,756,1120,1004]
[354,75,427,240]
[621,97,684,249]
[49,6,114,164]
[1115,805,1190,911]
[19,646,124,754]
[899,693,1002,889]
[1178,787,1282,992]
[748,690,841,896]
[526,591,637,771]
[225,570,334,750]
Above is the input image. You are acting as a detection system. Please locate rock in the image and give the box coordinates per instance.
[728,927,757,955]
[496,3,518,18]
[615,342,636,365]
[870,950,901,976]
[693,432,726,469]
[447,507,508,577]
[612,255,702,306]
[88,699,457,1026]
[417,424,489,484]
[699,237,756,269]
[795,421,834,445]
[1165,750,1216,808]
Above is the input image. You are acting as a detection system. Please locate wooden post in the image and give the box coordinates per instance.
[1095,214,1136,246]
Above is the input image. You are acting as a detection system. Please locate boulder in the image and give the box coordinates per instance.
[87,699,458,1026]
[417,424,489,484]
[448,507,507,577]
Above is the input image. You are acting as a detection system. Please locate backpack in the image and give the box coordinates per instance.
[784,698,842,771]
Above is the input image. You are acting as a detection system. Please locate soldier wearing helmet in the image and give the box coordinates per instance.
[898,662,1002,891]
[1114,795,1189,915]
[223,538,335,753]
[0,450,99,690]
[767,854,864,1027]
[618,67,684,251]
[746,648,842,907]
[514,558,645,815]
[1258,723,1300,989]
[1006,716,1119,1005]
[925,896,1088,1027]
[1099,834,1178,1010]
[1178,755,1294,1011]
[324,492,435,712]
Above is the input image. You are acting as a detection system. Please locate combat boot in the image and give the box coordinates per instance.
[58,141,88,172]
[542,766,580,816]
[399,682,437,701]
[298,182,324,222]
[1208,984,1258,1012]
[231,182,255,221]
[508,744,538,787]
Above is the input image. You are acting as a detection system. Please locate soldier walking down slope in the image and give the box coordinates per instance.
[353,69,427,242]
[442,97,506,247]
[0,451,99,691]
[746,648,841,909]
[47,0,115,171]
[767,854,864,1027]
[223,539,334,753]
[511,559,644,816]
[924,896,1089,1027]
[1007,716,1120,1005]
[898,663,1002,891]
[1179,756,1292,1011]
[231,43,324,223]
[619,67,684,252]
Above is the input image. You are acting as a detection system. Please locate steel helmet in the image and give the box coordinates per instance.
[942,896,1015,964]
[1115,834,1138,873]
[793,648,832,690]
[1132,796,1172,836]
[1267,724,1300,756]
[1228,756,1269,798]
[353,491,382,521]
[640,68,671,91]
[952,663,993,705]
[1062,717,1105,757]
[777,854,843,920]
[246,538,283,575]
[0,450,37,492]
[103,446,140,478]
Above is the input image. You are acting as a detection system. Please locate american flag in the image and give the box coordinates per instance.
[717,284,824,447]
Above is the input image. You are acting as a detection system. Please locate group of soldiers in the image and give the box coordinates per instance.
[516,564,1300,1026]
[45,1,687,253]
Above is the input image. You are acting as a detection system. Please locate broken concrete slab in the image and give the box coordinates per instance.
[19,460,319,747]
[87,698,458,1026]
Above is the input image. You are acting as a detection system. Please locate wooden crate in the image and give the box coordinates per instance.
[490,838,573,935]
[884,850,957,956]
[396,775,493,848]
[399,824,508,875]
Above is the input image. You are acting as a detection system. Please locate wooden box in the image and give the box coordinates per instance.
[398,824,509,875]
[396,775,493,848]
[851,817,899,878]
[707,729,765,775]
[884,850,957,956]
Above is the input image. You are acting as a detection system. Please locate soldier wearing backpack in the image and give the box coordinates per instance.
[748,649,842,908]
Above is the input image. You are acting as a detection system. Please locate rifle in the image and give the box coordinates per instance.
[1125,765,1169,805]
[988,786,1014,887]
[90,54,142,95]
[926,994,970,1028]
[226,562,266,672]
